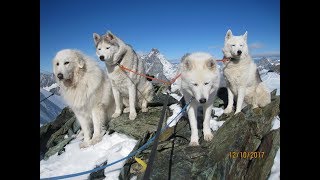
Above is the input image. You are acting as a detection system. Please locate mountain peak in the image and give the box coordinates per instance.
[151,48,159,54]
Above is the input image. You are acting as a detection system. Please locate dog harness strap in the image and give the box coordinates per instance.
[143,92,170,180]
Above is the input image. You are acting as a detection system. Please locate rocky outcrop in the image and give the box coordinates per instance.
[40,107,79,160]
[116,94,280,180]
[40,91,280,179]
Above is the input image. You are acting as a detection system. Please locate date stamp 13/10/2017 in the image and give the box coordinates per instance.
[229,151,265,159]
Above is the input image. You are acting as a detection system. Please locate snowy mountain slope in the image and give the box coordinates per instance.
[40,72,56,88]
[40,88,66,125]
[255,57,280,74]
[260,71,280,95]
[139,48,178,81]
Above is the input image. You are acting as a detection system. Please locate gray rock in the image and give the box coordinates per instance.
[44,136,74,160]
[72,119,81,133]
[109,107,169,140]
[116,95,280,180]
[40,107,74,160]
[245,129,280,180]
[46,116,76,149]
[147,93,179,107]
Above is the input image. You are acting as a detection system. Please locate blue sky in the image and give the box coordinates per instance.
[41,0,279,72]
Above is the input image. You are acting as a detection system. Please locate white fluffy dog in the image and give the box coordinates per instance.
[180,52,220,146]
[222,30,271,114]
[53,49,115,148]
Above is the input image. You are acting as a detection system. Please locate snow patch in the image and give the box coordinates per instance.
[43,83,58,92]
[210,107,225,131]
[170,93,182,101]
[268,148,280,180]
[166,104,183,127]
[40,132,137,180]
[271,116,280,130]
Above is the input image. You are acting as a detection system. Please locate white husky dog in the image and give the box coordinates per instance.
[53,49,115,148]
[222,29,271,114]
[180,52,220,146]
[93,31,154,120]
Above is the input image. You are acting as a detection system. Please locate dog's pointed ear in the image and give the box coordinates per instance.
[105,31,115,42]
[74,51,85,68]
[243,31,248,41]
[225,29,233,41]
[181,53,192,71]
[206,58,216,71]
[93,33,100,46]
[77,57,85,68]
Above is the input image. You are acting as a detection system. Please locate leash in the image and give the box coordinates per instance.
[40,97,194,180]
[216,57,231,63]
[40,92,55,103]
[117,64,181,85]
[142,92,170,180]
[116,62,152,103]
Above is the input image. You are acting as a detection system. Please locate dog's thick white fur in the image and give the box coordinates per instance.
[53,49,115,148]
[222,29,271,114]
[180,52,220,146]
[93,31,154,120]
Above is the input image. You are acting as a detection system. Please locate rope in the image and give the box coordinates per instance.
[116,63,151,103]
[40,93,55,103]
[143,92,170,180]
[40,97,194,180]
[118,64,181,85]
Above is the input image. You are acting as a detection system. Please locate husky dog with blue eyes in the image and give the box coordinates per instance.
[180,52,220,146]
[222,29,271,115]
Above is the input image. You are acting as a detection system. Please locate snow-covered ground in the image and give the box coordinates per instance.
[40,132,137,180]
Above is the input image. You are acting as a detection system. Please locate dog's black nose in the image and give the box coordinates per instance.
[99,55,105,61]
[237,50,242,55]
[57,73,63,80]
[199,98,207,104]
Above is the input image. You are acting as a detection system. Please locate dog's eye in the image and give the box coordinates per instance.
[64,62,69,65]
[193,83,198,86]
[204,82,209,85]
[240,45,243,47]
[56,63,59,66]
[98,48,101,50]
[106,47,110,49]
[231,45,235,47]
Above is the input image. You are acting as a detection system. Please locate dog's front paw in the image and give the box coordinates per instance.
[129,111,137,120]
[204,132,214,141]
[79,141,90,149]
[189,135,199,146]
[123,107,130,113]
[141,107,148,113]
[189,141,200,146]
[234,110,241,114]
[112,112,121,118]
[90,135,103,146]
[223,107,233,114]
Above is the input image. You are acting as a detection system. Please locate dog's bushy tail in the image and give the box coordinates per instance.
[256,83,271,107]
